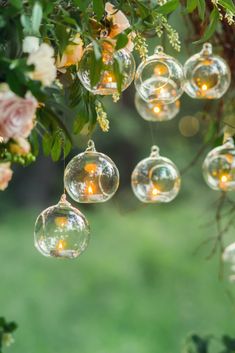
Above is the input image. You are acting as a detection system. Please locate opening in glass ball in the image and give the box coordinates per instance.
[64,151,119,203]
[131,151,181,203]
[135,92,180,122]
[135,46,184,103]
[78,43,135,95]
[202,139,235,191]
[34,196,90,259]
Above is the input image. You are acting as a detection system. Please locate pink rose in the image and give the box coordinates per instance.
[0,85,37,141]
[0,163,13,191]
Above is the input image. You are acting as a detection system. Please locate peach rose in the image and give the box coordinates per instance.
[0,163,13,191]
[0,85,37,141]
[57,34,84,68]
[105,2,134,51]
[105,2,130,37]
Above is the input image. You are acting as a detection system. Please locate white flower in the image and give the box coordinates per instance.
[27,43,57,86]
[23,36,40,54]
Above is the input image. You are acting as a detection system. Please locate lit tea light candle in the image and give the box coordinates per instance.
[201,84,208,91]
[85,180,96,195]
[54,216,68,228]
[151,187,158,196]
[153,105,161,114]
[84,163,97,174]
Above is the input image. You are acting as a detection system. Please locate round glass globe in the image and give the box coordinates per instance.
[64,143,119,203]
[223,243,235,282]
[184,43,231,99]
[135,92,180,122]
[135,46,184,104]
[34,195,90,259]
[202,138,235,191]
[131,146,181,203]
[78,43,135,95]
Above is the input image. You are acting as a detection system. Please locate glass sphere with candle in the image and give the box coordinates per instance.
[184,43,231,99]
[131,145,181,203]
[34,194,90,259]
[135,92,180,122]
[223,243,235,282]
[78,42,135,95]
[64,140,119,203]
[134,46,184,104]
[202,138,235,191]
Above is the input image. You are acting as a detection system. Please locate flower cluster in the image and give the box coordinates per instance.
[95,102,110,132]
[154,13,181,52]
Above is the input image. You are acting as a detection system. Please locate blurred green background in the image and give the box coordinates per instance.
[0,16,234,353]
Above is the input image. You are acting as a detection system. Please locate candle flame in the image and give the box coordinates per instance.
[202,84,208,91]
[153,105,161,114]
[56,239,66,252]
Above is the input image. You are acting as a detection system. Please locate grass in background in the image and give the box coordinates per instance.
[0,183,233,353]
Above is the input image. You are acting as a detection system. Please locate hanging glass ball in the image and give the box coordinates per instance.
[78,42,135,95]
[34,194,90,259]
[202,138,235,191]
[184,43,231,99]
[135,92,180,122]
[223,243,235,282]
[64,140,119,203]
[135,46,184,104]
[131,145,181,203]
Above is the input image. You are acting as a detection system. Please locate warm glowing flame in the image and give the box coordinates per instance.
[84,163,97,173]
[201,84,208,91]
[85,180,96,195]
[220,175,228,183]
[56,239,66,252]
[151,187,158,196]
[153,105,161,114]
[103,72,115,84]
[55,217,67,228]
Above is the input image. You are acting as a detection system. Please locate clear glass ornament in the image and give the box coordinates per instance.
[131,145,181,203]
[223,243,235,282]
[135,92,180,122]
[64,140,119,203]
[184,43,231,99]
[34,194,90,259]
[78,42,135,95]
[202,138,235,191]
[135,46,184,104]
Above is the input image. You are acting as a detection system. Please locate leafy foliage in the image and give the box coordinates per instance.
[0,0,234,163]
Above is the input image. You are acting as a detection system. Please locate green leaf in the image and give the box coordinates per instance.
[115,33,129,50]
[158,0,179,15]
[73,99,89,134]
[9,0,22,9]
[197,0,206,20]
[218,0,235,13]
[194,8,219,44]
[21,14,32,34]
[73,0,90,11]
[113,56,124,94]
[186,0,197,13]
[93,0,104,20]
[89,43,102,87]
[31,2,43,34]
[42,133,53,156]
[51,132,62,162]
